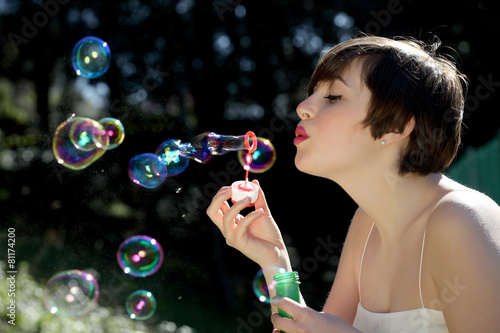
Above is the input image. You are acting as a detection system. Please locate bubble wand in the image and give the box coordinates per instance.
[231,131,259,206]
[243,131,257,187]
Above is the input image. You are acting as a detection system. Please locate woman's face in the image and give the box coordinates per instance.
[294,59,378,180]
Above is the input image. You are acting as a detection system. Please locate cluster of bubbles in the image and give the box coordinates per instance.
[53,37,118,169]
[44,37,111,319]
[43,236,162,320]
[53,114,125,170]
[117,235,163,320]
[48,35,279,321]
[128,132,276,189]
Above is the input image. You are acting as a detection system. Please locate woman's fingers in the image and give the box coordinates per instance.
[252,179,271,214]
[270,297,305,332]
[206,186,232,229]
[231,208,264,244]
[221,196,251,234]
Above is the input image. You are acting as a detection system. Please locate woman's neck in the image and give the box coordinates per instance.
[335,169,446,242]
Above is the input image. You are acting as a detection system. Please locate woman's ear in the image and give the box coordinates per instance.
[382,117,415,145]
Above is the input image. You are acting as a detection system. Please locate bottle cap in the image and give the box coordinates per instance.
[231,180,259,205]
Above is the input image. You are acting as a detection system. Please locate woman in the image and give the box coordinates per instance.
[206,35,500,332]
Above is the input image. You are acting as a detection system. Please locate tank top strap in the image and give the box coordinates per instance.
[419,227,427,308]
[360,222,428,308]
[358,222,374,303]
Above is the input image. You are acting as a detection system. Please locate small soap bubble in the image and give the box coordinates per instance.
[155,139,190,176]
[238,137,276,173]
[98,117,125,150]
[117,235,164,277]
[71,36,111,78]
[128,153,167,189]
[126,290,157,320]
[70,117,108,151]
[252,266,286,303]
[44,269,100,316]
[53,115,109,170]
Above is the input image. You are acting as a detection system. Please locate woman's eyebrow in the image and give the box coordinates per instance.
[334,75,351,88]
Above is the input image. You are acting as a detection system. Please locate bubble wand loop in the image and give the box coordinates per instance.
[244,131,257,187]
[231,131,259,206]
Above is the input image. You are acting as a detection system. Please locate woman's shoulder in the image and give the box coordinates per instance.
[424,182,500,329]
[426,185,500,269]
[428,185,500,235]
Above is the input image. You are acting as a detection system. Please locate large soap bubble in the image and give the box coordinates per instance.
[53,115,109,170]
[117,235,164,277]
[71,36,111,78]
[44,269,100,317]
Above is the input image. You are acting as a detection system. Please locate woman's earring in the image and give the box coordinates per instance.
[381,140,387,145]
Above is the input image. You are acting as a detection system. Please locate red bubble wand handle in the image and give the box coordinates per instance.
[244,131,257,187]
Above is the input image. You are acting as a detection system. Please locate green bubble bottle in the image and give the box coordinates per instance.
[274,271,301,332]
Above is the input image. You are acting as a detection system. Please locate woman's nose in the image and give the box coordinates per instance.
[296,97,313,120]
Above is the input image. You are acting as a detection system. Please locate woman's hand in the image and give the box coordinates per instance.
[271,297,361,333]
[206,180,290,269]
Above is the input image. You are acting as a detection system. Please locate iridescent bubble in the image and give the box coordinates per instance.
[98,117,125,150]
[53,115,109,170]
[177,141,213,164]
[128,153,167,189]
[126,290,157,320]
[71,36,111,78]
[155,139,189,176]
[117,235,164,277]
[44,269,99,316]
[70,117,108,151]
[252,266,286,303]
[238,137,276,173]
[192,131,249,155]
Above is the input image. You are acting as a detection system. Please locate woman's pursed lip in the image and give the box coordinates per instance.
[294,126,309,145]
[295,126,308,138]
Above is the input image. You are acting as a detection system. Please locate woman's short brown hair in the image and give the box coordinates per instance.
[307,35,468,175]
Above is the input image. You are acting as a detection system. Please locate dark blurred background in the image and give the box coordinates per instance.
[0,0,499,332]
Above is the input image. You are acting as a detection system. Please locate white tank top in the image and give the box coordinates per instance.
[352,223,449,332]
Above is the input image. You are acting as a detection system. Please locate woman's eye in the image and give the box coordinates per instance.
[324,95,342,103]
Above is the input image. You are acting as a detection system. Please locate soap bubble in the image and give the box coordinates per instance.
[117,235,164,277]
[53,114,109,170]
[177,132,255,163]
[70,118,108,151]
[192,131,248,155]
[155,139,189,176]
[252,266,286,303]
[98,117,125,150]
[44,269,99,316]
[71,36,111,78]
[126,290,157,320]
[177,141,213,164]
[128,153,167,189]
[238,137,276,173]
